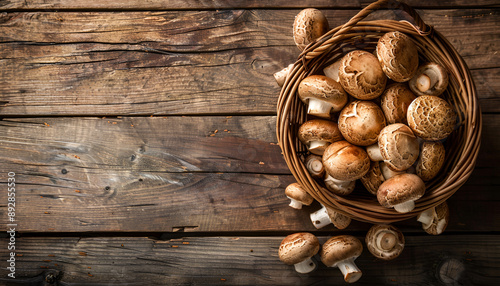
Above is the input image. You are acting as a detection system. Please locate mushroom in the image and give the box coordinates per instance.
[274,64,293,87]
[377,173,425,213]
[322,140,371,193]
[416,141,446,181]
[407,95,457,141]
[365,224,405,260]
[310,204,351,229]
[324,173,355,196]
[298,75,348,118]
[321,235,363,283]
[338,100,387,146]
[338,50,387,100]
[417,201,450,235]
[379,161,405,180]
[304,154,325,179]
[293,8,329,51]
[298,119,343,155]
[376,31,419,82]
[409,62,449,97]
[380,83,417,125]
[279,232,320,273]
[360,161,385,196]
[323,59,342,82]
[285,183,314,209]
[366,123,420,172]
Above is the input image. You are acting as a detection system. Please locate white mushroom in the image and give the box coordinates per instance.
[365,224,405,260]
[417,201,450,235]
[376,31,419,82]
[298,75,348,118]
[279,232,320,273]
[409,62,449,97]
[297,119,343,155]
[407,95,457,141]
[321,235,363,283]
[285,183,314,209]
[377,173,426,213]
[310,204,351,229]
[293,8,329,51]
[338,100,387,146]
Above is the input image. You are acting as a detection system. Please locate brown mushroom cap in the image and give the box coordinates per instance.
[321,235,363,267]
[377,173,426,213]
[380,83,417,125]
[298,75,348,118]
[274,64,294,87]
[322,140,371,181]
[416,141,446,181]
[377,123,420,171]
[338,50,387,100]
[417,202,450,235]
[298,119,343,155]
[365,224,405,260]
[360,161,385,195]
[293,8,329,51]
[376,31,419,82]
[285,183,314,207]
[407,95,457,141]
[279,232,320,265]
[409,62,449,97]
[338,100,387,146]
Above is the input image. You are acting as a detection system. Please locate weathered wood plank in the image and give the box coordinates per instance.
[0,115,498,232]
[0,235,498,285]
[0,0,498,10]
[0,9,498,116]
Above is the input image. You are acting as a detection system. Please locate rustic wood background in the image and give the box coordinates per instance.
[0,0,499,285]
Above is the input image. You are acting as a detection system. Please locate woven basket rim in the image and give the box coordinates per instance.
[276,0,482,224]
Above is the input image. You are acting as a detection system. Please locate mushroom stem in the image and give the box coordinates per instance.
[376,231,397,251]
[366,144,384,161]
[417,207,435,227]
[308,140,328,154]
[393,200,416,213]
[324,174,355,195]
[288,198,304,210]
[307,98,333,118]
[436,219,447,234]
[274,64,293,87]
[305,155,324,178]
[293,257,317,274]
[380,162,405,180]
[310,205,332,229]
[416,74,431,92]
[337,258,362,283]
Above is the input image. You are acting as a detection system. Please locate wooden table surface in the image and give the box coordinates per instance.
[0,0,499,285]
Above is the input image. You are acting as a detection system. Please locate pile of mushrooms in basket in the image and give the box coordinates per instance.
[275,8,455,283]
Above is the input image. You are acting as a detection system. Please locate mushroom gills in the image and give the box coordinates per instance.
[337,258,362,283]
[310,205,332,229]
[307,98,334,117]
[324,174,355,195]
[293,257,317,274]
[393,200,416,213]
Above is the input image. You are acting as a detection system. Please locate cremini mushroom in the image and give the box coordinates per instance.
[274,64,293,87]
[366,123,419,172]
[338,100,387,146]
[377,173,425,213]
[310,204,351,229]
[279,232,320,273]
[322,140,371,192]
[416,141,446,181]
[304,154,325,179]
[293,8,329,51]
[324,173,355,196]
[417,201,450,235]
[321,235,363,283]
[298,75,348,118]
[379,161,406,180]
[407,95,457,141]
[323,59,342,82]
[376,31,419,82]
[360,161,385,196]
[380,83,417,125]
[285,183,314,209]
[365,224,405,260]
[298,119,343,155]
[338,50,387,100]
[409,62,449,97]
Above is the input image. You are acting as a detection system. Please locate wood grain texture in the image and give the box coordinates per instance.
[0,235,498,285]
[0,115,498,232]
[0,0,498,10]
[0,9,498,116]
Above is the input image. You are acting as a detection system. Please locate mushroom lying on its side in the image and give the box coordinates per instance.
[298,75,348,119]
[293,8,329,51]
[377,173,425,213]
[365,224,405,260]
[409,62,449,97]
[323,59,342,82]
[417,201,450,235]
[274,64,293,87]
[321,235,363,283]
[298,119,343,155]
[310,204,351,229]
[304,154,325,179]
[279,232,320,273]
[285,183,314,210]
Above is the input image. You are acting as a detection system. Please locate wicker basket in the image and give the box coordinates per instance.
[276,0,482,224]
